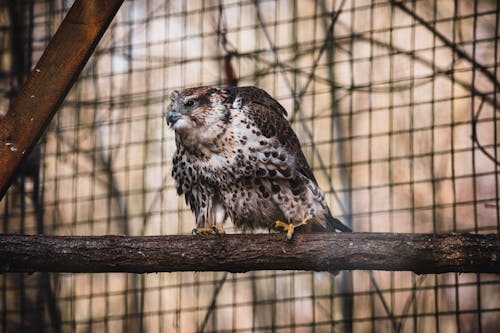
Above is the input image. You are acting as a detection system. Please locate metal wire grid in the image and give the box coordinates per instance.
[1,0,499,332]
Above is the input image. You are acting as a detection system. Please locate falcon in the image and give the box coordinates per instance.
[166,86,350,240]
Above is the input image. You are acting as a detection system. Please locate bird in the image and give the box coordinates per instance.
[166,86,351,240]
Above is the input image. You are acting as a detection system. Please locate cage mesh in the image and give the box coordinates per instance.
[1,0,499,332]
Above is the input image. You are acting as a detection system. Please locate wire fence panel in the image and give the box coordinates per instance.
[1,0,499,332]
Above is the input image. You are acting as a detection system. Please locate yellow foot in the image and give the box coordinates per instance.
[192,223,225,235]
[192,227,216,235]
[214,222,225,234]
[272,217,312,241]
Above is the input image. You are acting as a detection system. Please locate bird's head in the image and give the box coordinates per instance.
[166,86,231,150]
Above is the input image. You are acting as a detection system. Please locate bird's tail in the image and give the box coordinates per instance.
[325,213,352,232]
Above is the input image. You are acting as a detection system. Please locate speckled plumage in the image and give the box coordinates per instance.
[166,86,350,233]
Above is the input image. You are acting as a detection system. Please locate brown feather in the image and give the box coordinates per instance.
[223,86,318,184]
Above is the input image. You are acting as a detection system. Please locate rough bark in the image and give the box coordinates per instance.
[0,233,498,274]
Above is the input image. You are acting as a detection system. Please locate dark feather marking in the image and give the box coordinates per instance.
[223,109,231,124]
[225,86,318,184]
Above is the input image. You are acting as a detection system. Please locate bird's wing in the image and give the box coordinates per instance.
[226,86,318,184]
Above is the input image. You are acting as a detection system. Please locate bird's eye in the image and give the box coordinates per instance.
[184,99,195,107]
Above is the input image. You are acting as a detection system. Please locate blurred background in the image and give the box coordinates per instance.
[0,0,499,332]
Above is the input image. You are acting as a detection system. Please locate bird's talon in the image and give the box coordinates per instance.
[272,220,289,231]
[272,217,312,241]
[211,225,225,235]
[214,223,225,234]
[192,227,218,235]
[286,224,295,241]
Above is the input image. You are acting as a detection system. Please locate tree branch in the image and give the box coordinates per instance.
[0,233,498,274]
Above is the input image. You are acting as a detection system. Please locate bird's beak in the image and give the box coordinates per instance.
[166,112,181,126]
[167,90,182,126]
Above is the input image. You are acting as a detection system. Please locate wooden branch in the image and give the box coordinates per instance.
[0,233,498,274]
[0,0,124,199]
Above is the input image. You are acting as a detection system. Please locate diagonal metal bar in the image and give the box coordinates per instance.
[0,0,125,200]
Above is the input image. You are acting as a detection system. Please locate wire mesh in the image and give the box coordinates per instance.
[1,0,499,332]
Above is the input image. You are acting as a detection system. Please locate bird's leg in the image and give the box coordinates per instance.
[272,216,312,241]
[212,204,226,234]
[193,205,226,235]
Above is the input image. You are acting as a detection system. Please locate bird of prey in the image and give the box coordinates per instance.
[166,86,350,240]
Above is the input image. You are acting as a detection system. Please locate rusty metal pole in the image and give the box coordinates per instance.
[0,0,124,199]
